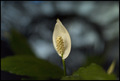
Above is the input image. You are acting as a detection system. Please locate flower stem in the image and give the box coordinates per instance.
[61,54,66,76]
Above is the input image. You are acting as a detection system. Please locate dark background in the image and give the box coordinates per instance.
[1,1,119,80]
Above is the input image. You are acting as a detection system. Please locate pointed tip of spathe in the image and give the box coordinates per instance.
[56,18,62,25]
[57,18,59,20]
[56,18,60,22]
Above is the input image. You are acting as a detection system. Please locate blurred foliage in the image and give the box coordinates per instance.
[9,29,35,56]
[1,55,63,80]
[62,63,116,80]
[107,60,116,75]
[1,29,117,80]
[1,29,63,80]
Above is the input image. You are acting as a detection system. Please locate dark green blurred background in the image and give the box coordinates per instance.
[1,1,119,80]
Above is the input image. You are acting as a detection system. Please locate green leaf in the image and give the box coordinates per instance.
[1,55,63,80]
[9,29,34,56]
[62,63,116,80]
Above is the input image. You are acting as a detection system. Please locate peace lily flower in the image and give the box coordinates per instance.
[53,18,71,76]
[53,18,71,59]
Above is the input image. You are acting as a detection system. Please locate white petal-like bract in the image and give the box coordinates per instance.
[53,19,71,59]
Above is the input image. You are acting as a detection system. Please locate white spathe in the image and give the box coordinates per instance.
[53,19,71,59]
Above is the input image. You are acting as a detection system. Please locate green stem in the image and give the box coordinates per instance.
[62,54,66,76]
